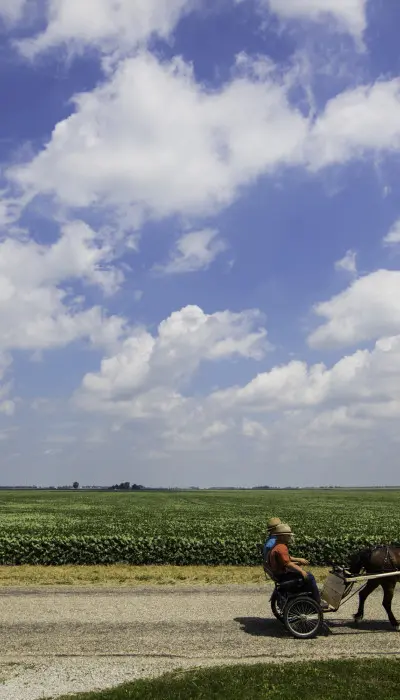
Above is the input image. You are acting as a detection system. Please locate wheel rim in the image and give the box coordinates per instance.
[286,599,320,636]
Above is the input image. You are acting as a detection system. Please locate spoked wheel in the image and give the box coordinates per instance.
[283,597,323,639]
[270,590,284,622]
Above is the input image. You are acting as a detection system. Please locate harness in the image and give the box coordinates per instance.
[382,546,397,572]
[371,545,398,572]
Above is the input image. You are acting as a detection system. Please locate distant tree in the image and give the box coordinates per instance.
[110,482,134,490]
[73,482,79,490]
[131,484,143,491]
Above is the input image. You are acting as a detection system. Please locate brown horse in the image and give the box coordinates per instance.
[349,546,400,630]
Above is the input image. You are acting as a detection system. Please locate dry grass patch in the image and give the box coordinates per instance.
[0,564,330,587]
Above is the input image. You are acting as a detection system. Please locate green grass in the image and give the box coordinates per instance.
[51,660,400,700]
[0,563,331,586]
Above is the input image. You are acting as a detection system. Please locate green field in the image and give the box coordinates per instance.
[0,489,399,566]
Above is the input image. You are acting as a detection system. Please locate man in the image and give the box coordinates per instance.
[268,523,324,605]
[263,517,281,567]
[263,518,309,573]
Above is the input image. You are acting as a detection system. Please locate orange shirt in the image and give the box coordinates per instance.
[269,543,290,575]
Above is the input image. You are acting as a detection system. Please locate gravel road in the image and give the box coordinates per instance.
[0,585,399,699]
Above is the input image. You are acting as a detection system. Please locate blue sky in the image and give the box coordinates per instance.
[1,0,400,487]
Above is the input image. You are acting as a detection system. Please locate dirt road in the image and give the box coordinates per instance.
[0,585,399,699]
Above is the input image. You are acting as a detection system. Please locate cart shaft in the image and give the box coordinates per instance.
[345,570,400,583]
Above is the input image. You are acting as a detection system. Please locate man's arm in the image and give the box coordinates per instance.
[290,556,309,565]
[286,561,308,579]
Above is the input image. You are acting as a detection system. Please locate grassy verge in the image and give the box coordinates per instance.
[52,659,400,700]
[0,564,329,587]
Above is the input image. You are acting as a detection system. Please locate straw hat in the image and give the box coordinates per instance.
[267,517,281,532]
[274,523,293,536]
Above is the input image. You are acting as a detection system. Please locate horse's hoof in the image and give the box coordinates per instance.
[353,615,363,624]
[393,625,400,632]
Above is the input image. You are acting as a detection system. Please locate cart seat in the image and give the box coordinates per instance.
[276,577,305,594]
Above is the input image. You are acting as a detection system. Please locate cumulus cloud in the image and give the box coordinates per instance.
[306,80,400,170]
[17,0,193,57]
[0,0,27,24]
[9,53,400,236]
[242,418,269,439]
[0,354,14,416]
[264,0,367,40]
[10,52,308,223]
[211,335,400,415]
[77,305,269,417]
[4,0,400,486]
[74,315,400,483]
[10,220,123,295]
[383,219,400,246]
[334,250,357,275]
[0,222,125,352]
[308,270,400,349]
[11,0,366,59]
[156,229,227,275]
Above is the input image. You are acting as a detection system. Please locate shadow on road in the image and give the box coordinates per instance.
[234,617,288,638]
[327,618,395,634]
[235,616,395,639]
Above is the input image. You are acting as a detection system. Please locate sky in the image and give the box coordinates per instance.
[1,0,400,488]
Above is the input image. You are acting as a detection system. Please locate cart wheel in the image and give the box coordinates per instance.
[284,597,323,639]
[270,590,284,622]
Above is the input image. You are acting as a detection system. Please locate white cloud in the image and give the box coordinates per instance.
[10,52,308,223]
[383,219,400,246]
[211,334,400,418]
[242,418,268,438]
[265,0,367,40]
[5,0,400,486]
[308,270,400,349]
[14,220,123,295]
[307,80,400,170]
[77,305,269,417]
[73,315,400,484]
[0,222,125,352]
[203,421,230,439]
[334,249,357,274]
[0,354,15,416]
[17,0,193,57]
[156,229,227,274]
[0,0,26,23]
[10,54,400,236]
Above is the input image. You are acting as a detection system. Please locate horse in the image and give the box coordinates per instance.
[349,546,400,630]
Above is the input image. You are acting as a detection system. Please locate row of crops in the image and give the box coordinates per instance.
[0,489,399,566]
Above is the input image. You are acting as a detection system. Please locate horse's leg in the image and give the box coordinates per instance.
[354,579,380,623]
[382,581,399,630]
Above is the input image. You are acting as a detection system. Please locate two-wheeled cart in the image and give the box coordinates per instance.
[267,566,400,639]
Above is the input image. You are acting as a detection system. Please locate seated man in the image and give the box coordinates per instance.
[263,518,309,573]
[268,523,325,606]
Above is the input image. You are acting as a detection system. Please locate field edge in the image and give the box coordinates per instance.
[0,564,330,586]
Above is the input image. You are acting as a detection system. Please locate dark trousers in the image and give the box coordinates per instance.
[278,572,320,603]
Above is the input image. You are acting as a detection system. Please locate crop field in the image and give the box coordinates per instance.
[0,489,399,567]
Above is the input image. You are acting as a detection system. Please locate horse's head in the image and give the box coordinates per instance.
[348,548,370,575]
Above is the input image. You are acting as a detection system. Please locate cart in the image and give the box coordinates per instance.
[266,565,400,640]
